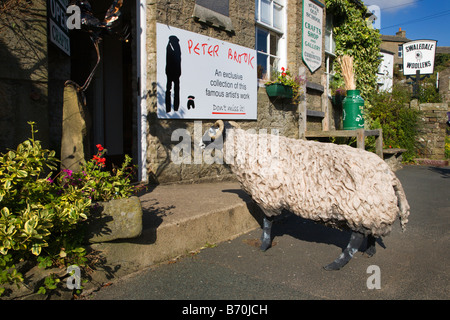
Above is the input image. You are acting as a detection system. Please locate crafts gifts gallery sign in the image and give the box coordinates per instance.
[157,23,257,119]
[402,39,437,76]
[302,0,324,73]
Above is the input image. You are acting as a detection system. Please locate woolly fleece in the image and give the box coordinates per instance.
[225,129,410,237]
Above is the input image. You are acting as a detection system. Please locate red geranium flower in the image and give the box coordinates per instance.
[96,144,104,151]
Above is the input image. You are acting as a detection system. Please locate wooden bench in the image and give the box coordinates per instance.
[305,129,384,158]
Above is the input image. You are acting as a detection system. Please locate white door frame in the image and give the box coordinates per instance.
[136,0,147,182]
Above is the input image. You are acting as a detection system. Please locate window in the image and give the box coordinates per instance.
[398,44,402,58]
[255,0,286,80]
[196,0,229,16]
[325,13,336,96]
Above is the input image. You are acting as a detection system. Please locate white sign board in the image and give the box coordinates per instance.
[302,0,324,73]
[377,51,393,92]
[367,5,381,30]
[157,23,257,119]
[47,0,70,56]
[402,40,436,76]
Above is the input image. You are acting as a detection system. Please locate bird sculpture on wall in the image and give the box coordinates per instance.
[67,0,129,91]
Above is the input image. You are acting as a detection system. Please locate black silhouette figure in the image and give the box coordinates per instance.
[187,95,195,110]
[165,36,181,113]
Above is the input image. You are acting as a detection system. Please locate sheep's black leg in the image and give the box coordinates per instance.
[323,232,364,271]
[365,235,377,257]
[260,216,273,252]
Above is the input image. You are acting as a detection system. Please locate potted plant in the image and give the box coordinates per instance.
[265,67,305,102]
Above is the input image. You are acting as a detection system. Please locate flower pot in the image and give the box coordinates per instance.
[265,83,293,99]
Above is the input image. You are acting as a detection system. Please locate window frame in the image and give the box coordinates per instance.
[255,0,286,81]
[325,13,336,97]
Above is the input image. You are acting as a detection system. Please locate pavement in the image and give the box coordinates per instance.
[82,180,264,292]
[80,165,450,300]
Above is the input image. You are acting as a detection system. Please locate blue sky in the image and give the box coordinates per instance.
[362,0,450,46]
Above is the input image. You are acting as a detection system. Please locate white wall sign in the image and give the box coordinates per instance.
[47,0,70,56]
[402,40,437,76]
[157,23,257,119]
[377,51,393,92]
[302,0,324,73]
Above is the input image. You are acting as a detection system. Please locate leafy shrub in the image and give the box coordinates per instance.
[367,85,421,162]
[0,122,137,296]
[59,144,136,202]
[325,0,382,100]
[0,122,91,258]
[445,136,450,159]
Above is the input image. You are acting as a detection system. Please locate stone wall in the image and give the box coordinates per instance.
[0,0,70,154]
[145,0,330,184]
[413,102,449,160]
[0,0,50,151]
[438,66,450,104]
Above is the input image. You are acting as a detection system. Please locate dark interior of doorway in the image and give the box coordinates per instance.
[69,0,135,173]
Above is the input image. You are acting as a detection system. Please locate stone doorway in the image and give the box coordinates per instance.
[69,0,137,171]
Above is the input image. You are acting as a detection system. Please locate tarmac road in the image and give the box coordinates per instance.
[86,165,449,302]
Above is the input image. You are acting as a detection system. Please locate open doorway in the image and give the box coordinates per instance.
[69,0,137,173]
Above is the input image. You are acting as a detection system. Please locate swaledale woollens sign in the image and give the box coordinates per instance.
[157,23,257,120]
[402,39,437,76]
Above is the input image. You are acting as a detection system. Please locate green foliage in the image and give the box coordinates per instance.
[0,122,137,296]
[37,273,60,295]
[445,136,450,159]
[266,67,306,103]
[367,85,421,162]
[325,0,381,100]
[417,83,441,103]
[0,254,24,295]
[74,144,136,202]
[0,122,90,259]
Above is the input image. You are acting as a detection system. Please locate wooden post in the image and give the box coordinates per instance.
[298,67,307,139]
[321,74,329,131]
[375,128,383,159]
[356,129,365,150]
[61,82,90,171]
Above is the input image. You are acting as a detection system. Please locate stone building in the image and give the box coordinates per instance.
[1,0,355,184]
[380,27,410,75]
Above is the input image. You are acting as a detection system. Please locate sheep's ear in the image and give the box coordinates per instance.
[227,121,240,129]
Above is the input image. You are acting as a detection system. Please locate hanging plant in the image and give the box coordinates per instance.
[265,67,306,103]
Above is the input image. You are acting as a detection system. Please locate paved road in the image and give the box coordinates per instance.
[86,165,449,302]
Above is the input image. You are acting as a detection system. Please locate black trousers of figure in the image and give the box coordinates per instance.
[165,76,180,113]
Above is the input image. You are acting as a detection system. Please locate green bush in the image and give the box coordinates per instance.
[445,136,450,159]
[0,122,91,258]
[60,144,135,202]
[325,0,382,100]
[367,85,421,162]
[0,122,137,296]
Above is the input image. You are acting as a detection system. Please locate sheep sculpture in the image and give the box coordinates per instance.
[200,120,410,270]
